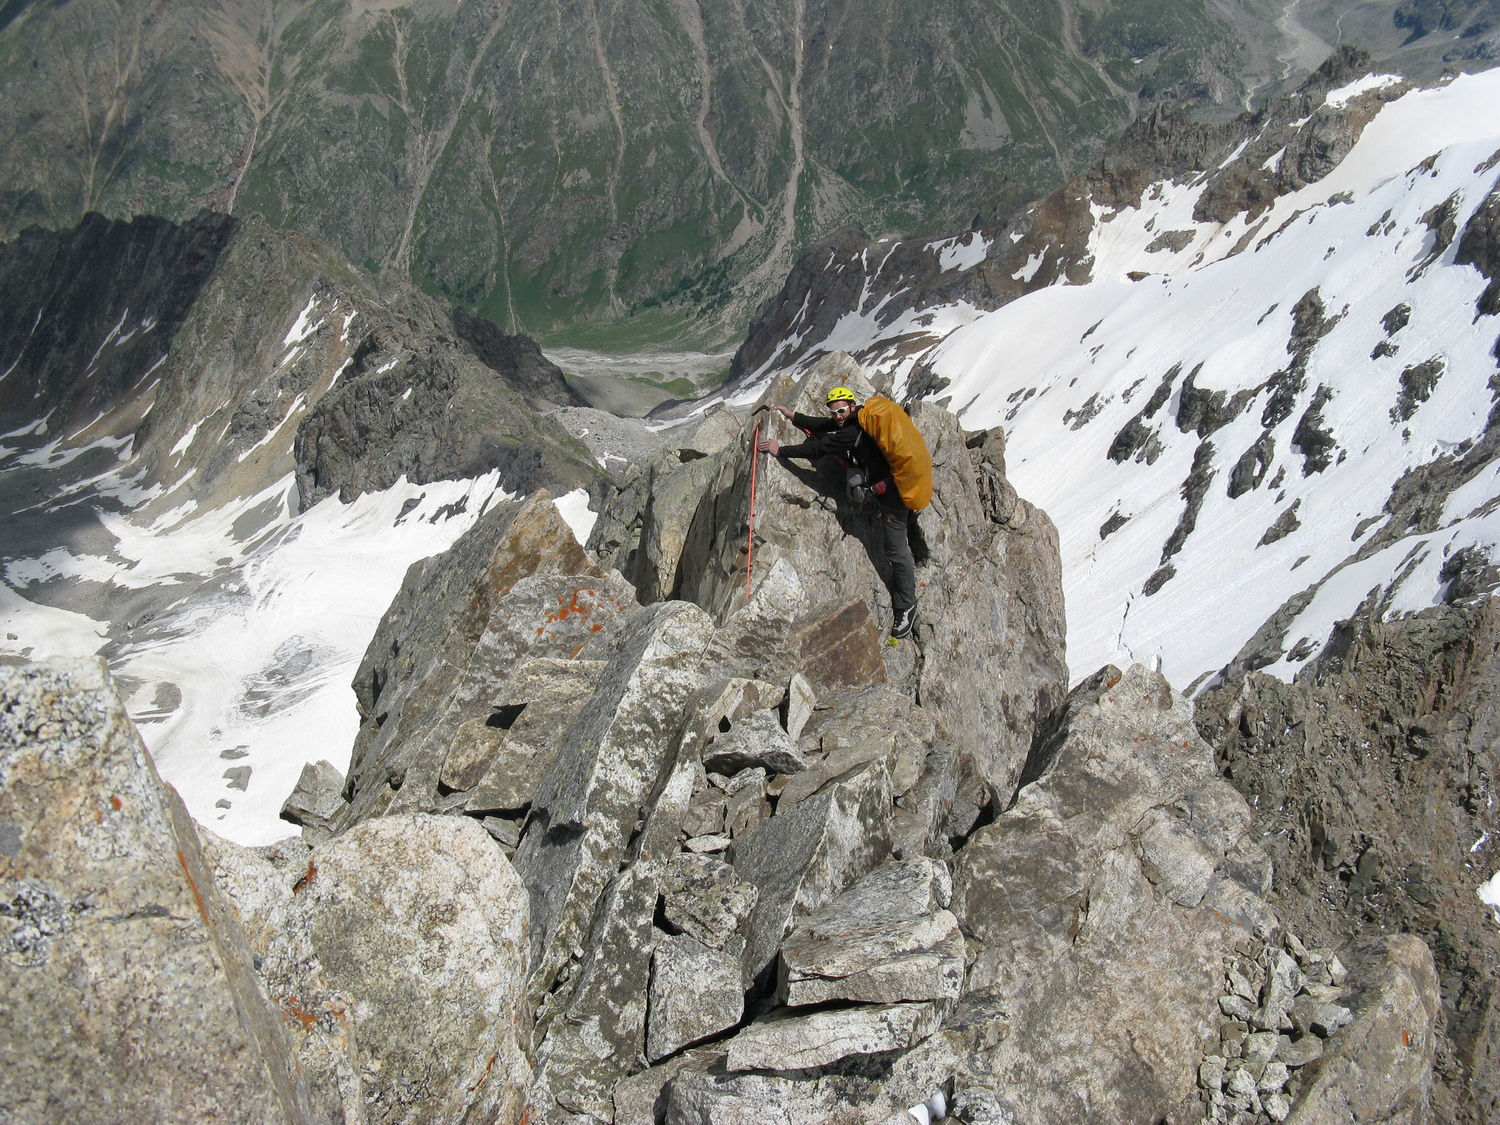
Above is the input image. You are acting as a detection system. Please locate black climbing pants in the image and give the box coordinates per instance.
[880,499,917,618]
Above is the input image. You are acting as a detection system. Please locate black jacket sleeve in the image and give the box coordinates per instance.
[778,411,856,460]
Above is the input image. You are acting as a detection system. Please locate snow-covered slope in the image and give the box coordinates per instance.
[734,66,1500,694]
[0,446,520,843]
[0,213,602,844]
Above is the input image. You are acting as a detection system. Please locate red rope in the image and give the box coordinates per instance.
[745,420,761,600]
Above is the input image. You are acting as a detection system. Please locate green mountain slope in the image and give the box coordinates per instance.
[0,0,1427,341]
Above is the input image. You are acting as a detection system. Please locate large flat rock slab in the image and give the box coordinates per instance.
[0,660,309,1125]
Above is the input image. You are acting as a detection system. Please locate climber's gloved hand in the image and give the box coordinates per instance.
[849,485,874,503]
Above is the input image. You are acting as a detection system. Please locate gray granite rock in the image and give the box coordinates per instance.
[662,853,759,950]
[732,758,894,989]
[278,758,346,836]
[684,786,728,839]
[335,494,635,829]
[722,767,773,837]
[784,673,817,741]
[950,663,1272,1125]
[724,1002,940,1071]
[207,813,533,1125]
[457,657,608,810]
[525,747,700,1124]
[648,933,745,1061]
[514,600,712,1002]
[1282,938,1439,1125]
[0,660,311,1125]
[778,858,963,1006]
[703,707,807,776]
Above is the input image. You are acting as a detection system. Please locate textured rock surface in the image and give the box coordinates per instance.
[514,601,713,989]
[725,1002,940,1072]
[778,858,963,1007]
[949,663,1273,1125]
[1283,935,1440,1125]
[591,352,1068,803]
[207,814,532,1125]
[733,758,895,989]
[334,494,632,830]
[648,934,745,1061]
[0,660,309,1125]
[1195,597,1500,1124]
[279,759,345,841]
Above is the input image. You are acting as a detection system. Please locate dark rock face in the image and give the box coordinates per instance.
[1195,598,1500,1124]
[293,312,594,507]
[0,211,236,433]
[451,307,586,409]
[1456,179,1500,315]
[0,211,601,518]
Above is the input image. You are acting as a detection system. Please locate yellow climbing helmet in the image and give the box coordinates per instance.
[825,386,857,404]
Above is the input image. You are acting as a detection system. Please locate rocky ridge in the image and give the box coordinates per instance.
[2,357,1451,1124]
[726,48,1404,391]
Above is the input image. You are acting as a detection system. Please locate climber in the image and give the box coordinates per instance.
[755,386,924,639]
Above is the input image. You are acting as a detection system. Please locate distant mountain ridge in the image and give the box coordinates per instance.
[2,0,1480,340]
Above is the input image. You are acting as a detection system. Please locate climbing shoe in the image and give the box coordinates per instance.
[890,605,916,640]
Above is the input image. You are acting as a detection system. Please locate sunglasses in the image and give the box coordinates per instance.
[828,403,852,415]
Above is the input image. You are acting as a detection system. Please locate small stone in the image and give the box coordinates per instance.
[683,789,726,838]
[1284,931,1309,961]
[647,934,744,1061]
[1227,968,1257,1001]
[1258,1061,1289,1092]
[1264,1092,1291,1121]
[684,834,730,853]
[724,769,771,837]
[784,673,817,741]
[703,708,808,776]
[1290,994,1353,1037]
[1220,994,1256,1021]
[1225,1067,1257,1098]
[481,815,522,848]
[1244,1031,1280,1071]
[1327,954,1347,985]
[1302,982,1343,1003]
[662,853,758,949]
[1199,1055,1227,1090]
[1278,1035,1324,1067]
[1305,960,1334,986]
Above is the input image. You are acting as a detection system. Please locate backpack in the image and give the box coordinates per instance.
[859,396,933,511]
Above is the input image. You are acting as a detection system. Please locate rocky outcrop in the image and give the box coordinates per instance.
[0,211,236,434]
[333,492,632,831]
[204,815,533,1125]
[1455,177,1500,316]
[0,211,600,523]
[591,352,1069,803]
[0,659,310,1125]
[5,390,1455,1125]
[1195,597,1500,1124]
[948,663,1278,1124]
